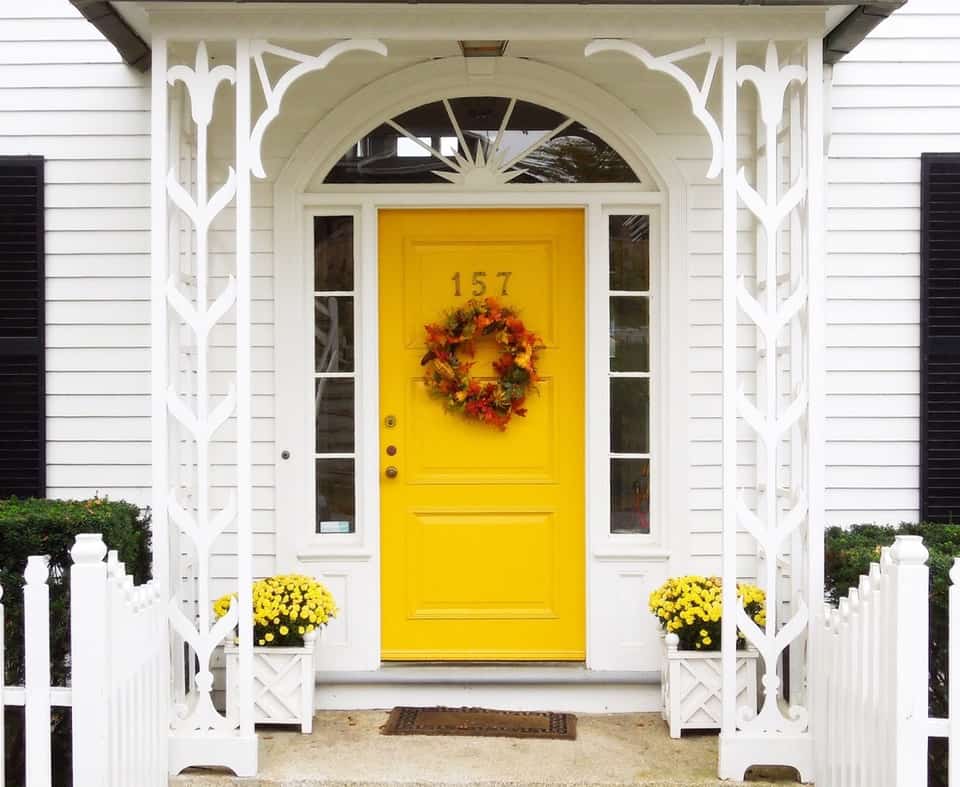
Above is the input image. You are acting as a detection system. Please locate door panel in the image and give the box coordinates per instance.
[379,208,585,661]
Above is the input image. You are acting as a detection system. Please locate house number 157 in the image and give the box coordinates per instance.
[451,271,512,297]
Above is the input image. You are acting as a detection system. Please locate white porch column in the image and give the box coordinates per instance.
[151,34,387,777]
[154,38,257,777]
[717,37,825,782]
[585,29,825,781]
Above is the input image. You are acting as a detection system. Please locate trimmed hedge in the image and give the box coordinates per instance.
[826,523,960,787]
[0,497,151,787]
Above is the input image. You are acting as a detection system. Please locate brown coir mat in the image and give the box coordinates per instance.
[381,706,576,740]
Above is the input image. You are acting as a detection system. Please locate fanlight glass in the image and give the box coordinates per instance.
[324,97,641,185]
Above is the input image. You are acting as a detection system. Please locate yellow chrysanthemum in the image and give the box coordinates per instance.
[648,575,765,652]
[213,573,339,648]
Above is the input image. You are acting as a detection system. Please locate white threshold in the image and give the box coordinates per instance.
[314,665,662,713]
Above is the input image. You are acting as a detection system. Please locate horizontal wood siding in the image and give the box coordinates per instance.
[6,0,949,597]
[0,1,153,511]
[826,0,960,526]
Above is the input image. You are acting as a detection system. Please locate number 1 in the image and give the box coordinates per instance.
[451,272,461,297]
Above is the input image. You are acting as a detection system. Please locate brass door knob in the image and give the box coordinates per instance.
[385,466,399,479]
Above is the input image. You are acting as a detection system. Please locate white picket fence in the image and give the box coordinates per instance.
[812,534,958,787]
[1,533,167,787]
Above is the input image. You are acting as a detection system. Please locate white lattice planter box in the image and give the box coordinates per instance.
[225,630,318,733]
[660,633,759,738]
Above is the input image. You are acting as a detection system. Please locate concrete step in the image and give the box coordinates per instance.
[170,712,804,787]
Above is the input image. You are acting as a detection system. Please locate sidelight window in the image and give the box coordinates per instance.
[608,215,651,534]
[314,215,357,534]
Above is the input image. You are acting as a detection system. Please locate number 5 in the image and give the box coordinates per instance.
[472,271,487,296]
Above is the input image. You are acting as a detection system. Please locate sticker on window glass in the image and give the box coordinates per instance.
[319,520,352,534]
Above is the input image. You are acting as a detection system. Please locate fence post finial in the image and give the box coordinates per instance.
[24,555,49,586]
[889,534,930,787]
[71,533,107,565]
[70,533,110,784]
[890,535,928,566]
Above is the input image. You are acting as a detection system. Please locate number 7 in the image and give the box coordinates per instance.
[496,271,512,296]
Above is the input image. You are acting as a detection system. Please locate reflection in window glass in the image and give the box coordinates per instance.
[611,458,650,534]
[315,216,357,534]
[324,97,640,185]
[316,458,355,534]
[610,297,649,373]
[316,378,355,454]
[315,297,354,374]
[314,216,354,291]
[397,137,433,157]
[609,215,650,291]
[610,378,650,455]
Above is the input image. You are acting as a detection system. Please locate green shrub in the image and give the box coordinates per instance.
[825,522,960,787]
[0,497,151,787]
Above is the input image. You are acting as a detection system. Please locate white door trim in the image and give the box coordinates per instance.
[273,61,689,672]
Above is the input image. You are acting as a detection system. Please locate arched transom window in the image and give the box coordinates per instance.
[325,96,642,186]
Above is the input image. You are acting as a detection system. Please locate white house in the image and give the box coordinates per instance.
[0,0,955,780]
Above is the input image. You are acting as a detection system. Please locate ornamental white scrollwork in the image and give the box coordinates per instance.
[731,42,811,736]
[165,41,243,735]
[585,39,723,178]
[382,96,582,186]
[249,39,388,178]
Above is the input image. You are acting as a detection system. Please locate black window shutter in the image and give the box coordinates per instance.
[921,153,960,523]
[0,157,46,498]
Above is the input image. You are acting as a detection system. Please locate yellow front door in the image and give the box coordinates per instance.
[379,208,585,661]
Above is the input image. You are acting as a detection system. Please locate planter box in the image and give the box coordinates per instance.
[660,632,759,738]
[225,630,318,733]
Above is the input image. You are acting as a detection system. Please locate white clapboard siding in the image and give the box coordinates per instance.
[0,1,156,526]
[824,0,960,526]
[6,0,946,603]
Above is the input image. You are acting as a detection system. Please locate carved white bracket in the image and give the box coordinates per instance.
[249,39,388,178]
[585,39,723,178]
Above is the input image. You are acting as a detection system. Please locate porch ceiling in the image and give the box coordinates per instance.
[71,0,904,73]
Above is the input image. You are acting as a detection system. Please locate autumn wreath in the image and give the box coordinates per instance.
[421,297,544,430]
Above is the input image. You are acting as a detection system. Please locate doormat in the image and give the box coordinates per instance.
[381,706,577,740]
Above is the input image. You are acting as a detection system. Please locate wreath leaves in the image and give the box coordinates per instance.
[421,297,544,430]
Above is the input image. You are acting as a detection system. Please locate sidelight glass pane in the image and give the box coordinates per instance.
[609,215,650,292]
[315,378,355,454]
[315,296,354,374]
[610,378,650,454]
[314,215,354,291]
[610,458,650,534]
[610,297,649,373]
[316,458,355,534]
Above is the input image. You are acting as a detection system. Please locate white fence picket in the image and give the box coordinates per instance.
[813,534,941,787]
[70,533,110,783]
[23,556,52,787]
[951,560,960,787]
[0,584,5,787]
[1,534,167,787]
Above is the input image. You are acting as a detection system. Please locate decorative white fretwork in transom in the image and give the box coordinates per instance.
[385,97,577,186]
